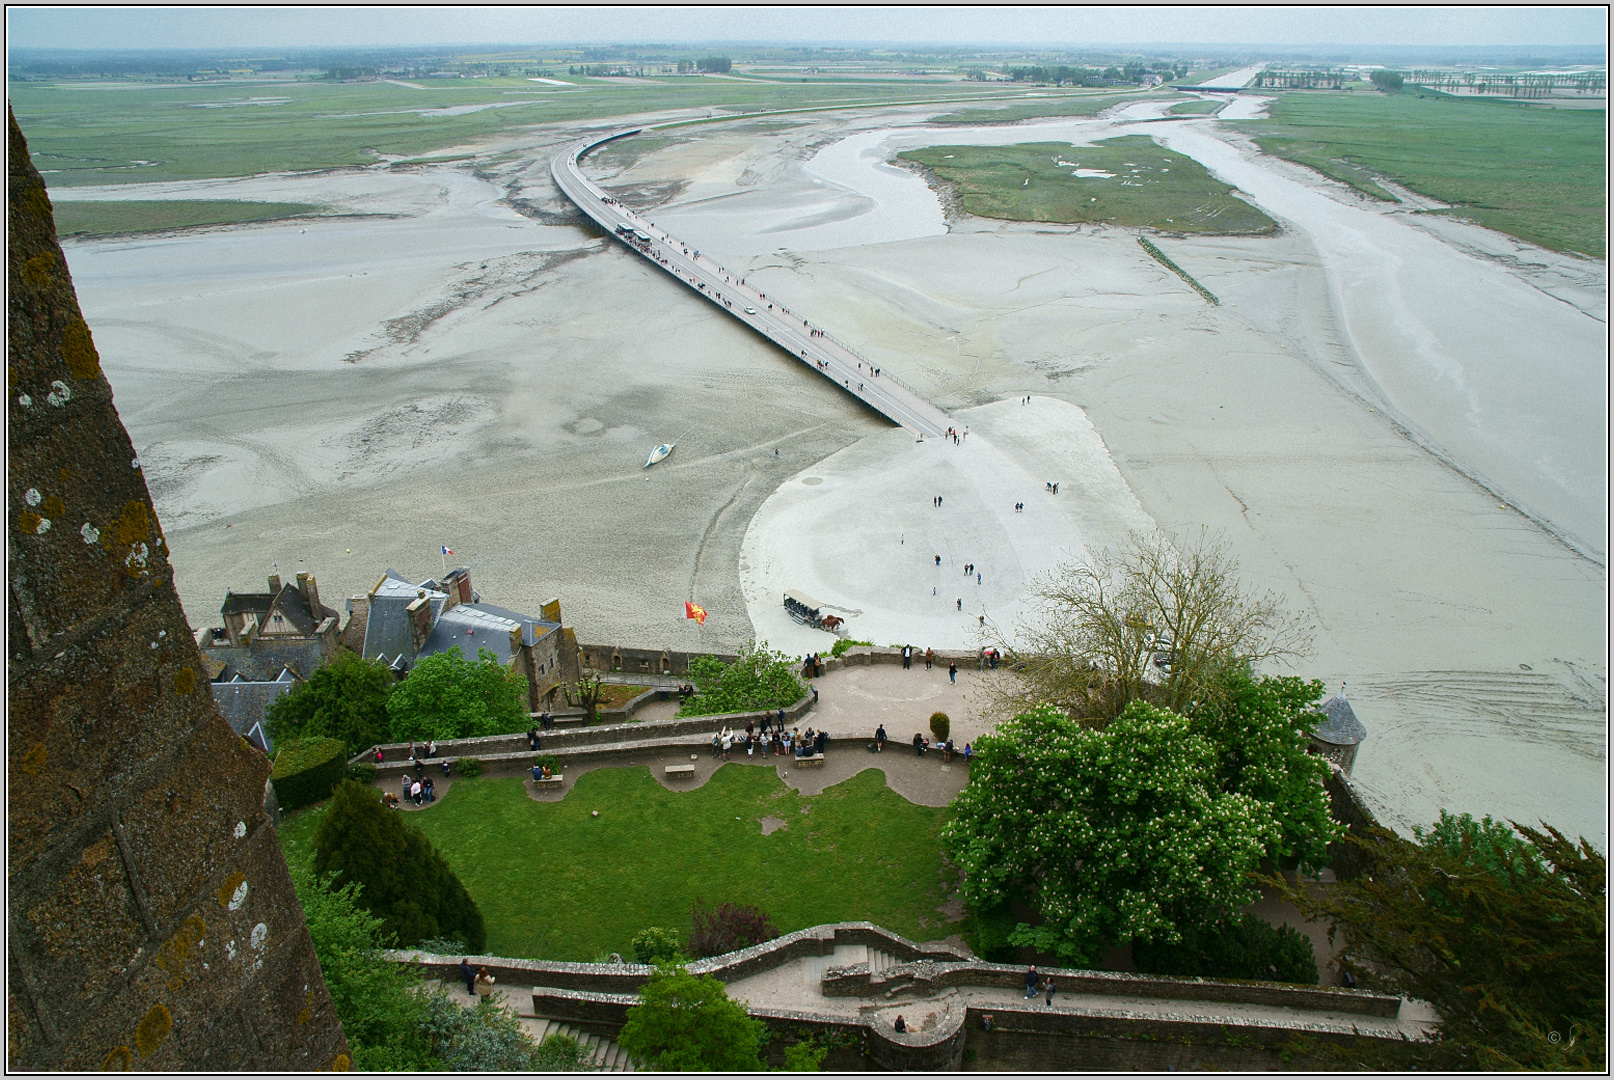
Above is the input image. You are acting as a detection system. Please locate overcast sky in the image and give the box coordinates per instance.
[6,5,1608,51]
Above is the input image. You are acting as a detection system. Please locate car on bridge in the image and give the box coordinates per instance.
[745,306,757,314]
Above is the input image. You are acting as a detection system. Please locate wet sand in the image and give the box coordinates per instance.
[57,105,1606,845]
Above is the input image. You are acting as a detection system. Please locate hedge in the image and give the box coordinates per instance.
[271,737,349,811]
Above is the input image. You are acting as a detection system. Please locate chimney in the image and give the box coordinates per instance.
[456,569,472,604]
[268,572,282,594]
[298,572,322,617]
[407,595,433,654]
[541,597,563,625]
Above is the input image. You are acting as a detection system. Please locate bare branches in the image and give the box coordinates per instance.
[985,529,1313,725]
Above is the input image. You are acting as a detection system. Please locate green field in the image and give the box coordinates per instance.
[1239,91,1606,257]
[900,135,1277,234]
[7,76,1072,189]
[1168,98,1225,115]
[51,199,325,236]
[278,766,955,961]
[926,91,1147,125]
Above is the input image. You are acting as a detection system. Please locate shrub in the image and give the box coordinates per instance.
[830,638,872,658]
[783,1036,829,1071]
[632,926,685,965]
[455,757,483,779]
[313,780,486,951]
[533,754,560,774]
[690,900,778,958]
[929,712,950,741]
[419,988,541,1070]
[617,963,764,1071]
[533,1033,594,1071]
[1133,914,1318,984]
[346,761,378,785]
[271,737,349,811]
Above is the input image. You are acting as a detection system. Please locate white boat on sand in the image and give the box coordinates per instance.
[645,443,674,468]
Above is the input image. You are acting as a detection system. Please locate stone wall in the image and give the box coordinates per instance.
[7,109,349,1070]
[1323,763,1380,881]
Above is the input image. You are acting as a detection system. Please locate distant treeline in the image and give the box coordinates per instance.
[1003,62,1187,86]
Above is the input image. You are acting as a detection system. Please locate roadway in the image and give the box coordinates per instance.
[550,130,952,439]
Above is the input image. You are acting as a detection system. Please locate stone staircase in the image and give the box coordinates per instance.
[866,946,900,976]
[435,980,634,1071]
[524,1017,635,1072]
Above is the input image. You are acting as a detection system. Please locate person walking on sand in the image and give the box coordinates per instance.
[949,662,958,684]
[957,598,962,611]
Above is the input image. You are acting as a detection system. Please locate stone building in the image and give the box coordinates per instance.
[1310,689,1367,775]
[7,108,348,1069]
[351,565,578,711]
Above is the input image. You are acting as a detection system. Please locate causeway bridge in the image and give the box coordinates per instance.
[551,130,952,439]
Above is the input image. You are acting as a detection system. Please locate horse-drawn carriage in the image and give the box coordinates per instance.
[784,590,846,636]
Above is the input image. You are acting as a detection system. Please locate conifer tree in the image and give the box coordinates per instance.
[313,781,486,952]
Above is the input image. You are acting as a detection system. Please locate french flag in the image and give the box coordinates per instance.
[441,545,453,556]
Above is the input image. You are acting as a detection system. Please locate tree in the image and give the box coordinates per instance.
[942,702,1278,965]
[677,641,804,717]
[1186,670,1343,871]
[264,649,394,756]
[1133,913,1318,984]
[291,866,436,1070]
[1270,819,1605,1070]
[1370,69,1405,91]
[617,963,765,1071]
[386,646,527,741]
[563,672,605,724]
[986,530,1311,725]
[312,780,486,951]
[696,56,732,74]
[690,900,778,958]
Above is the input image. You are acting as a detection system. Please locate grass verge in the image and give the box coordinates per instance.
[279,765,956,961]
[1239,90,1606,257]
[898,134,1277,235]
[51,199,324,237]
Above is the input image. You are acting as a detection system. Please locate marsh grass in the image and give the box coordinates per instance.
[8,75,1067,188]
[279,765,954,961]
[1242,91,1607,257]
[52,199,326,236]
[900,135,1277,234]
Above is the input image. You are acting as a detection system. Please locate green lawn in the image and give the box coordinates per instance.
[52,199,325,237]
[1239,91,1606,257]
[6,75,1072,189]
[279,766,956,961]
[899,135,1277,234]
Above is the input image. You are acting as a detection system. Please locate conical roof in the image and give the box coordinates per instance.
[1313,692,1366,746]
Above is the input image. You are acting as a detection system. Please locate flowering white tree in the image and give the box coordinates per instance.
[942,701,1279,965]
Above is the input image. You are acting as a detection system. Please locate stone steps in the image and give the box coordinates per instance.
[868,947,898,975]
[526,1018,634,1071]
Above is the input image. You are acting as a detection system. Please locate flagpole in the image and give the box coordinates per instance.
[440,545,447,576]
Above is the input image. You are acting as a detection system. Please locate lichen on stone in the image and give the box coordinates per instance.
[61,318,101,379]
[133,1003,171,1057]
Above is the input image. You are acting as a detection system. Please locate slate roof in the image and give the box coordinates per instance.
[361,570,448,661]
[221,582,338,636]
[212,668,298,754]
[202,639,329,683]
[1313,692,1367,746]
[360,569,558,667]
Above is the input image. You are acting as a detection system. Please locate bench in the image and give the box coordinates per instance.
[664,764,696,778]
[795,754,826,768]
[533,777,564,789]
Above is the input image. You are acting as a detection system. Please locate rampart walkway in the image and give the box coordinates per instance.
[551,130,952,438]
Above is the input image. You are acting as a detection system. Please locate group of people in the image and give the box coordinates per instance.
[870,724,972,764]
[1024,966,1058,1006]
[714,718,829,760]
[800,654,825,679]
[459,959,497,999]
[396,772,436,806]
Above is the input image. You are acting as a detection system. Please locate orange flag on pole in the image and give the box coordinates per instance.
[684,602,707,625]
